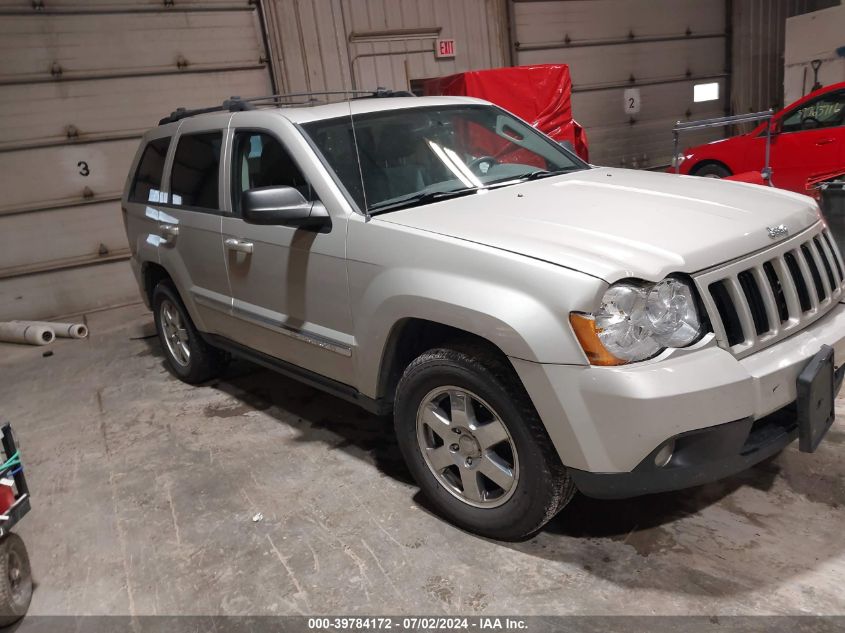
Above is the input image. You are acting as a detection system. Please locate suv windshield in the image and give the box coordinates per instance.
[301,104,588,214]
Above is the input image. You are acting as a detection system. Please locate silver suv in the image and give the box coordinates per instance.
[122,93,845,540]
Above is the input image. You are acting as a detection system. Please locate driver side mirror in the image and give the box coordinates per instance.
[769,119,782,135]
[241,186,331,231]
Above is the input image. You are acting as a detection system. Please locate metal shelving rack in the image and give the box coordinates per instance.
[672,110,775,182]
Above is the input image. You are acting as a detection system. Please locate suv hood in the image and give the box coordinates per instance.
[379,167,821,282]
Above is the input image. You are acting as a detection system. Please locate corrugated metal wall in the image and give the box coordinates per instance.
[0,0,273,320]
[262,0,508,94]
[730,0,840,115]
[509,0,729,168]
[783,3,845,104]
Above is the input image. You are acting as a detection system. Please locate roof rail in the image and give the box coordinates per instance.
[158,87,414,125]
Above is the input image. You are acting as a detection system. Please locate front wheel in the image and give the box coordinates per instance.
[394,344,575,541]
[0,533,32,627]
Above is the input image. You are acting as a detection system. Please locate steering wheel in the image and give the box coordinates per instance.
[468,155,499,176]
[801,116,822,130]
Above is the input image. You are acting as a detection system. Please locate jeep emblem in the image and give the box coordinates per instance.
[767,224,789,240]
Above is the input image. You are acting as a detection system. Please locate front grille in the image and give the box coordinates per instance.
[695,225,845,358]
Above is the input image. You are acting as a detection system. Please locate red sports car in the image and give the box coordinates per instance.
[674,81,845,194]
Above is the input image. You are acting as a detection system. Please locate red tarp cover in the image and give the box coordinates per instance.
[421,64,589,162]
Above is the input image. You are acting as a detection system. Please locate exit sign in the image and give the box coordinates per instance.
[436,39,456,59]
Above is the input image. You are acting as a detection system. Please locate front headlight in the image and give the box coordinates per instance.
[570,278,704,365]
[645,279,702,347]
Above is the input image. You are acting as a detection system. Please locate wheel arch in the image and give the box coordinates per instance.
[690,159,733,176]
[375,317,515,405]
[141,261,172,307]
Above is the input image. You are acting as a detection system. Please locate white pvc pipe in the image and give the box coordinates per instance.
[0,322,55,346]
[18,321,88,339]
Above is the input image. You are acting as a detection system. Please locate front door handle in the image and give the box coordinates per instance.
[816,138,835,146]
[159,224,179,245]
[224,237,254,254]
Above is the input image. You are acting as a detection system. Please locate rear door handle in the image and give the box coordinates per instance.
[816,138,835,146]
[224,237,254,254]
[159,224,179,245]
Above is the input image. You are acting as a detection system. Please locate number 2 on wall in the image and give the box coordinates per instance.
[623,88,641,114]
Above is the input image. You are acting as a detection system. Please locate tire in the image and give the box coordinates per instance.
[152,281,228,384]
[0,533,32,627]
[394,343,575,541]
[692,163,731,179]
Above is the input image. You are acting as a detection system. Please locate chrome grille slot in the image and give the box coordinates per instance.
[784,251,812,312]
[814,237,837,291]
[821,229,844,283]
[709,280,745,346]
[800,243,826,302]
[695,223,843,359]
[762,261,789,323]
[737,270,770,335]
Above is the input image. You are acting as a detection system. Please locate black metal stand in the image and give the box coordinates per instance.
[0,423,30,537]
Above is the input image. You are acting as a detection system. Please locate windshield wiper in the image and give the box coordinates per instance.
[484,167,582,188]
[522,167,581,181]
[368,187,479,215]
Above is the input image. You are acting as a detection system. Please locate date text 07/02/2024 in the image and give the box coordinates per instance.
[306,617,528,630]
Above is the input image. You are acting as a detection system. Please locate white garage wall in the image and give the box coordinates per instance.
[262,0,508,94]
[0,1,273,320]
[784,3,845,105]
[511,0,729,168]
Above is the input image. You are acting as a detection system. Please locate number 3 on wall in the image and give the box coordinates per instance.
[78,161,90,177]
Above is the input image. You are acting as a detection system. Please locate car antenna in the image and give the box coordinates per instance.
[347,90,371,220]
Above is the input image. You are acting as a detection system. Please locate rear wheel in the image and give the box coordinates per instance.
[692,163,731,179]
[152,282,228,384]
[394,343,575,541]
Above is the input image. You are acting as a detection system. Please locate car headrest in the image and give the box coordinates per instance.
[376,125,416,162]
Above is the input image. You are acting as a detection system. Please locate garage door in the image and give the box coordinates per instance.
[0,0,273,320]
[511,0,728,168]
[261,0,507,95]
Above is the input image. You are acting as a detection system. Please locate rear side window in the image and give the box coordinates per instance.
[170,132,222,210]
[129,138,170,203]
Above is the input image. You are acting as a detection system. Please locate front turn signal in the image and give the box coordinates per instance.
[569,313,627,366]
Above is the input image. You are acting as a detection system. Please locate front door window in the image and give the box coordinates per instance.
[781,91,845,133]
[231,131,313,215]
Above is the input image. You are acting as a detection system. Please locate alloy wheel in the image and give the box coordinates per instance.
[160,299,191,367]
[416,386,519,508]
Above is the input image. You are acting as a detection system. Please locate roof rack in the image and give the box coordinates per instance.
[158,88,414,125]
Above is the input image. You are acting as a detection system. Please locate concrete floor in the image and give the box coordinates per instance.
[2,302,845,617]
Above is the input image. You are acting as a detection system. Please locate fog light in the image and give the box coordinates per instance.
[654,440,675,468]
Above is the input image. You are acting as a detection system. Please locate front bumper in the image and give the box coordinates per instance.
[511,301,845,488]
[571,362,843,499]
